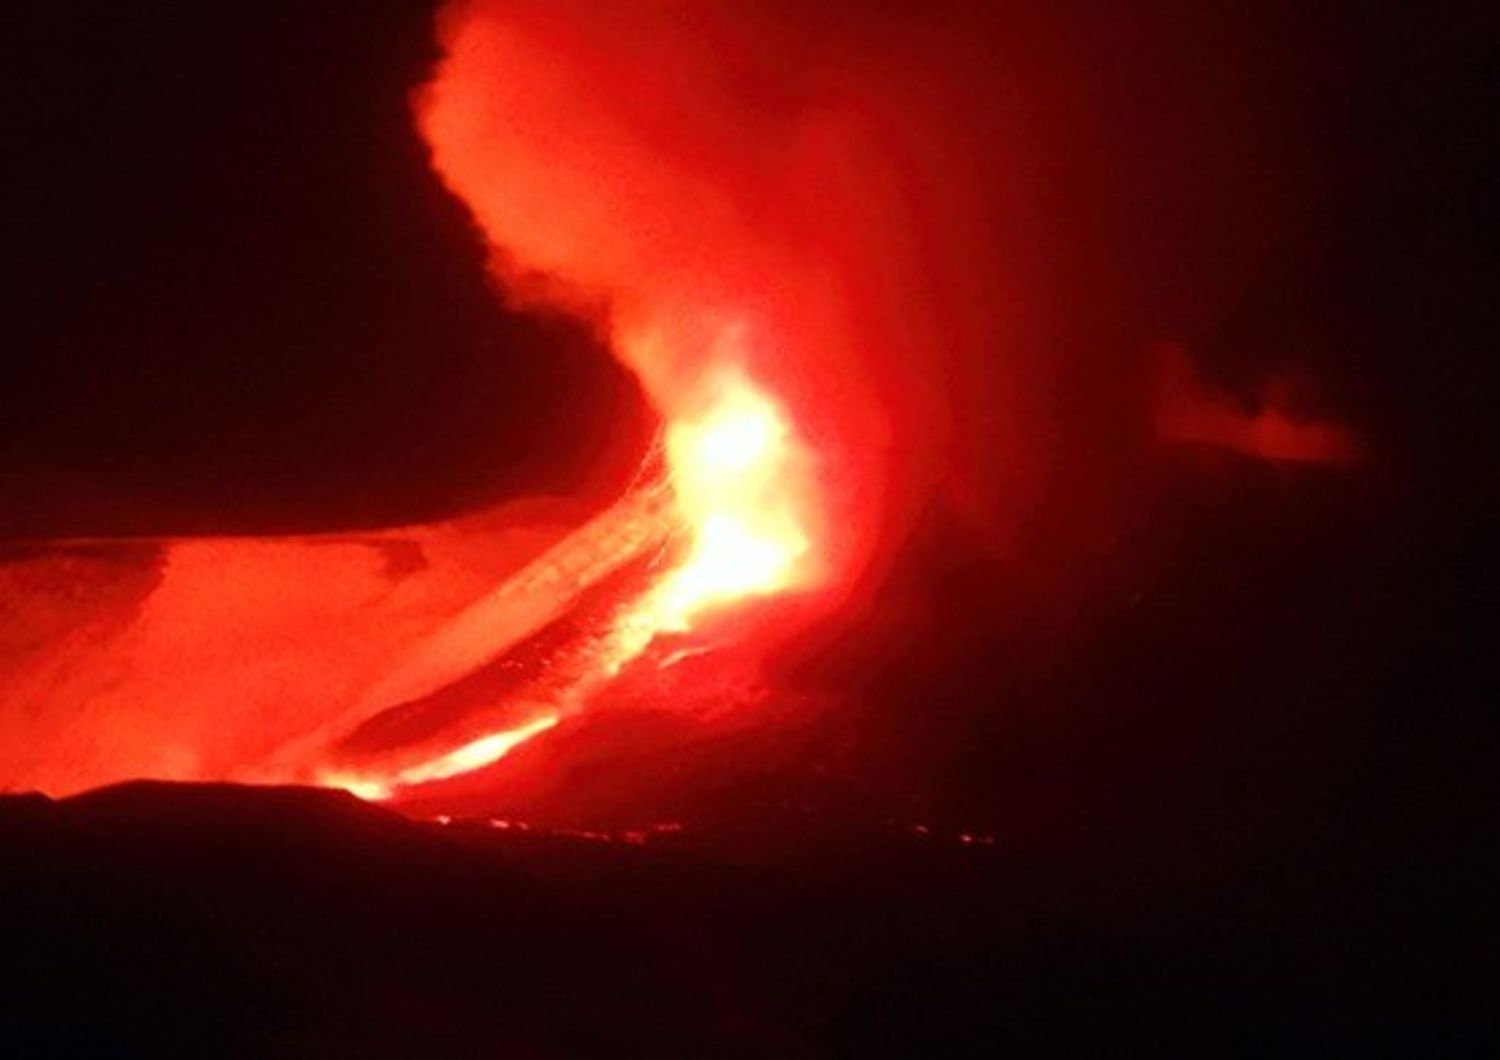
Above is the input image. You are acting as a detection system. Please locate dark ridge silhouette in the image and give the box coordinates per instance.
[2,776,1489,1057]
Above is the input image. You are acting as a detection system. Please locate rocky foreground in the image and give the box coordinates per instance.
[1,780,1486,1056]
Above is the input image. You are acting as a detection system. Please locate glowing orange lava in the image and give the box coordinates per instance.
[320,358,819,800]
[603,362,816,672]
[398,713,560,787]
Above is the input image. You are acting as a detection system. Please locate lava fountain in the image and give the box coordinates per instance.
[277,2,887,799]
[306,350,825,800]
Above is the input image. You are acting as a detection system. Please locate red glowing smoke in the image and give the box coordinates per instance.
[414,1,914,601]
[1153,342,1359,465]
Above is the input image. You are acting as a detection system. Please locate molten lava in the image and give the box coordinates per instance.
[313,357,821,799]
[604,362,815,667]
[355,707,564,797]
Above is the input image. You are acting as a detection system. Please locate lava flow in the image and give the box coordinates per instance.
[310,355,822,800]
[602,362,816,664]
[280,1,896,800]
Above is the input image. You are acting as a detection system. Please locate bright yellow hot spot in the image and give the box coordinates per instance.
[655,370,811,629]
[320,365,819,799]
[600,367,814,675]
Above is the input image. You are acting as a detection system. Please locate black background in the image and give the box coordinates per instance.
[2,1,646,537]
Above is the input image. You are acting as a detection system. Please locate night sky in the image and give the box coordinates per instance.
[3,1,648,538]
